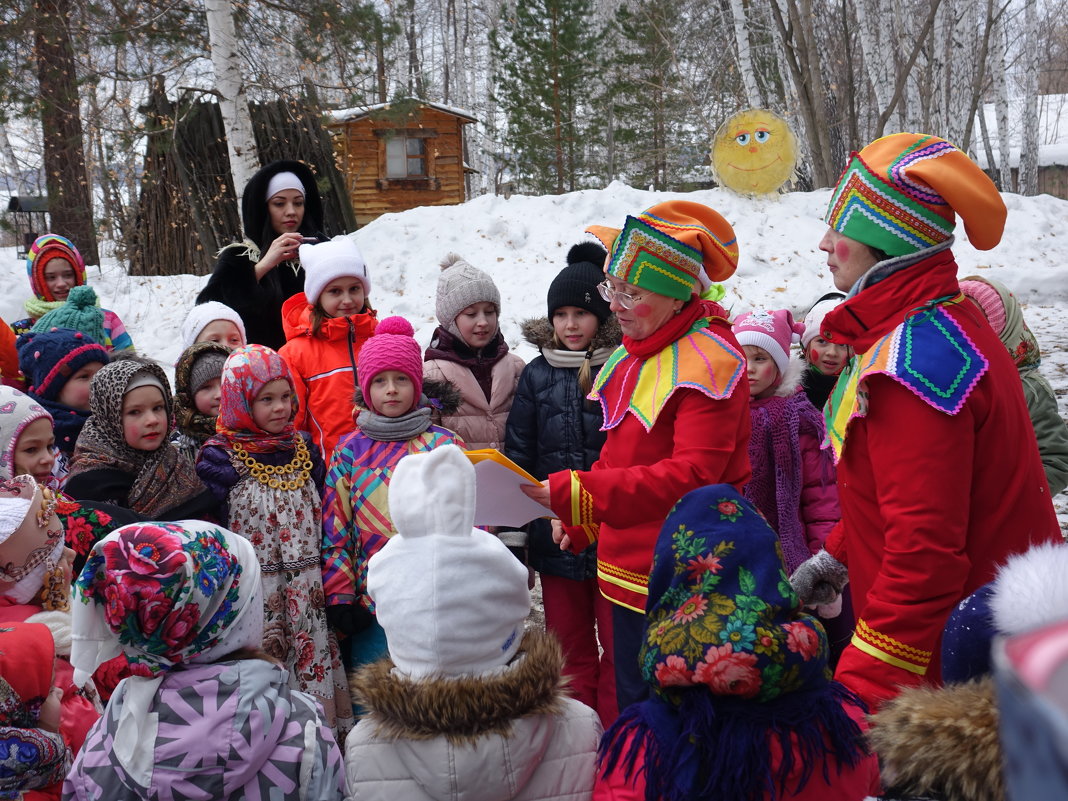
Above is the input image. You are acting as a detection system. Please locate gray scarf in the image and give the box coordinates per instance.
[356,404,433,442]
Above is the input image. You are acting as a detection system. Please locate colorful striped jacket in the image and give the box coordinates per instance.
[321,425,463,608]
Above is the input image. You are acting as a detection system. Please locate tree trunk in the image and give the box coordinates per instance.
[729,0,762,107]
[992,10,1012,191]
[1018,0,1039,195]
[407,0,424,96]
[855,0,895,133]
[204,0,260,205]
[550,3,565,194]
[0,123,25,194]
[34,0,99,265]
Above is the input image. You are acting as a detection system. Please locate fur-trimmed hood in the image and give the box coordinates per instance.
[770,352,806,398]
[352,376,462,416]
[519,315,622,353]
[349,629,566,744]
[869,677,1002,801]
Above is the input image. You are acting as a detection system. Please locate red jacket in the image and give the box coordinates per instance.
[548,310,751,612]
[821,249,1061,710]
[278,293,378,461]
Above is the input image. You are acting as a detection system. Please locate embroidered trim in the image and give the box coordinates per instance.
[598,560,649,588]
[851,618,931,675]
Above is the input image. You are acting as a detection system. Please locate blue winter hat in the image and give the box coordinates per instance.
[16,328,110,402]
[941,583,997,684]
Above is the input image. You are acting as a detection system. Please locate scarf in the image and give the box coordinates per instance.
[203,344,299,455]
[600,484,868,801]
[591,299,744,431]
[0,387,52,480]
[425,327,511,404]
[540,344,616,370]
[68,360,206,517]
[0,622,71,796]
[34,396,89,457]
[173,341,231,444]
[356,401,434,442]
[743,391,827,574]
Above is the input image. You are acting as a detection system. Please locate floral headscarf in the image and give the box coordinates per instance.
[0,622,71,796]
[68,360,207,517]
[71,521,263,684]
[206,344,298,454]
[601,484,868,801]
[0,386,53,482]
[0,475,66,608]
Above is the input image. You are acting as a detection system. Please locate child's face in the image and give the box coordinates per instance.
[807,337,850,376]
[57,362,105,411]
[455,301,498,350]
[318,277,366,319]
[42,257,78,301]
[743,345,779,400]
[252,378,293,434]
[194,377,222,417]
[122,386,167,451]
[13,417,56,483]
[369,370,416,418]
[552,306,598,352]
[195,320,244,349]
[267,189,305,236]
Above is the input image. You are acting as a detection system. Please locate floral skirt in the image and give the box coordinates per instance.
[227,475,354,743]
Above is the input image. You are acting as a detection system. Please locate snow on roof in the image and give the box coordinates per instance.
[974,94,1068,168]
[326,100,477,125]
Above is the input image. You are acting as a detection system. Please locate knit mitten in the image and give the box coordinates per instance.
[790,549,848,606]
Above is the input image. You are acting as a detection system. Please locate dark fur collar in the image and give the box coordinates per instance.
[520,316,622,351]
[349,630,568,744]
[352,376,462,415]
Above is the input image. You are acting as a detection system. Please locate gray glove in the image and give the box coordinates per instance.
[790,549,848,606]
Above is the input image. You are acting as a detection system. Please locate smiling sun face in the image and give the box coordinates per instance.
[711,109,797,196]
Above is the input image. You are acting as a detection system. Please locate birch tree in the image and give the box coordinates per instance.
[204,0,259,202]
[1018,0,1039,194]
[730,0,763,107]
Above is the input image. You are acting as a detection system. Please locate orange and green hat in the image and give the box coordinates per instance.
[586,200,739,300]
[825,132,1006,256]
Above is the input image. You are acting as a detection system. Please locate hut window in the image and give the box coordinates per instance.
[386,136,427,178]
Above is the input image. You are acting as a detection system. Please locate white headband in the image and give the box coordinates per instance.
[265,171,306,201]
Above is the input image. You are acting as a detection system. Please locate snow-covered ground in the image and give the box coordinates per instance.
[2,182,1066,526]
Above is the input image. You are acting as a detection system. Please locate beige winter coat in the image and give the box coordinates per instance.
[423,354,525,451]
[344,631,602,801]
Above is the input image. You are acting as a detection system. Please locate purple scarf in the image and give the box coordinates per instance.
[744,390,827,574]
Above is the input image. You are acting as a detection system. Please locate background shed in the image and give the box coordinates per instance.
[327,99,477,225]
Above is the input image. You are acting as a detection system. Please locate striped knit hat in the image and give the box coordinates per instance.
[587,200,739,300]
[26,234,86,302]
[825,133,1006,256]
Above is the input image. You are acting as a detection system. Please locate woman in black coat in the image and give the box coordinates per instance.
[197,160,328,350]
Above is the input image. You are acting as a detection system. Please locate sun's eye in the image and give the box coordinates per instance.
[735,133,750,146]
[755,130,770,143]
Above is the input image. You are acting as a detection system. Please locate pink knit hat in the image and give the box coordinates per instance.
[733,309,804,377]
[357,316,423,411]
[959,279,1007,336]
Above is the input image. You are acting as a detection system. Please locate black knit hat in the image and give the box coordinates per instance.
[547,242,611,322]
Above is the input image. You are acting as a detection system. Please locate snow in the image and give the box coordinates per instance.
[2,181,1066,526]
[974,94,1068,168]
[326,99,478,124]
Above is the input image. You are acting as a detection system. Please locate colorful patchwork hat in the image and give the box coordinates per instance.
[586,200,739,300]
[26,234,86,302]
[825,133,1006,256]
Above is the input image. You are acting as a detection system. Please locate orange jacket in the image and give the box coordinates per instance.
[278,293,378,461]
[0,316,21,387]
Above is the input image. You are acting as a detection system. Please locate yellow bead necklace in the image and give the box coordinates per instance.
[233,436,313,491]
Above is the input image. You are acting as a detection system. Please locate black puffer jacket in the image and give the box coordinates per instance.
[504,316,621,580]
[197,160,327,350]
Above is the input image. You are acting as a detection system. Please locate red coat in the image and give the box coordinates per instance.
[548,309,751,612]
[821,249,1061,710]
[278,293,378,461]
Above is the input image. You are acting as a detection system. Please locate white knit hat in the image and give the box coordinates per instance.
[180,301,247,350]
[368,444,530,679]
[299,235,371,306]
[801,294,845,349]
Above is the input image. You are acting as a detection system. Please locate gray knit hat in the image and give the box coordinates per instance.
[435,253,501,336]
[189,350,228,395]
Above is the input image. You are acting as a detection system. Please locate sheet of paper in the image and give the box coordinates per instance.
[470,459,550,527]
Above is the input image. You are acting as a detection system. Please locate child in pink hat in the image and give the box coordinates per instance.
[733,309,850,664]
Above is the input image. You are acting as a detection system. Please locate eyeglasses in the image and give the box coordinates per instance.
[597,280,643,310]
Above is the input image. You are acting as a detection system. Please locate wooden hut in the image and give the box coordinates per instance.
[326,99,477,225]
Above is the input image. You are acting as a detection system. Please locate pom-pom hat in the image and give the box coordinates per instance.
[31,285,107,346]
[368,444,531,679]
[299,236,370,306]
[547,242,611,322]
[586,200,739,300]
[825,132,1007,256]
[26,234,86,302]
[357,316,423,409]
[435,253,501,335]
[16,328,109,402]
[734,308,805,377]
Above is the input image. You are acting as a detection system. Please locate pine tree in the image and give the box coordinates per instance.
[491,0,603,194]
